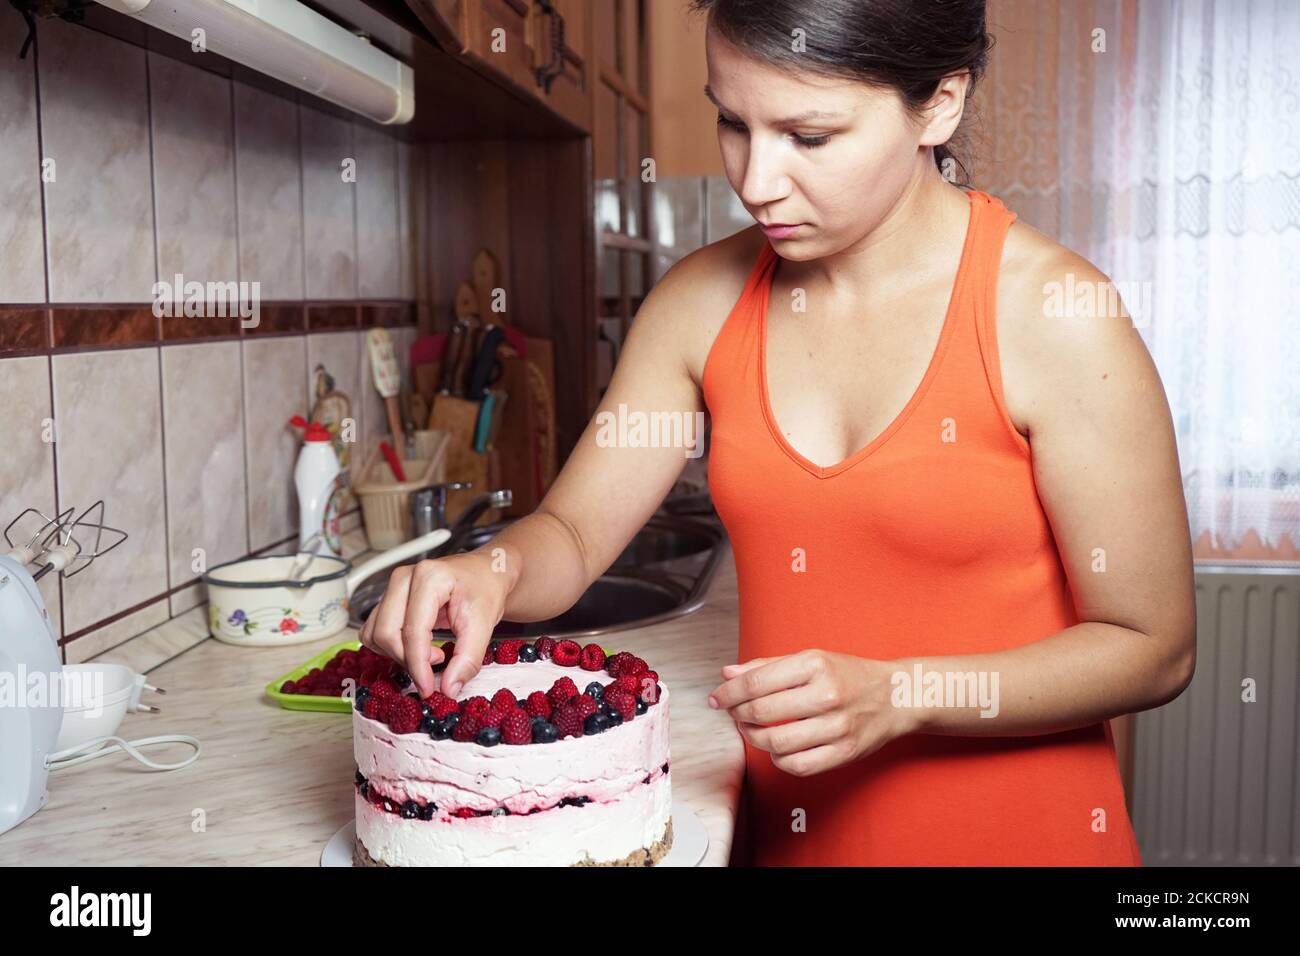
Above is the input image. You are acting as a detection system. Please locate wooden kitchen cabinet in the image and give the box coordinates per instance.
[406,0,592,133]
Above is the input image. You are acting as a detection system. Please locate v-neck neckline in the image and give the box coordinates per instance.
[757,189,983,480]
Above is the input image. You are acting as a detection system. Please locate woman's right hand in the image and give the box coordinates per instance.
[358,549,517,700]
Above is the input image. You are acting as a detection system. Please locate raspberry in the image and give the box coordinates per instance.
[362,696,390,722]
[369,679,401,701]
[388,696,424,734]
[552,640,581,666]
[548,676,578,709]
[280,680,297,694]
[571,694,599,720]
[491,688,518,712]
[604,651,631,676]
[495,639,523,664]
[482,645,495,665]
[643,670,658,686]
[524,691,552,719]
[623,656,648,678]
[479,707,506,729]
[428,696,460,719]
[612,675,640,694]
[604,689,636,720]
[579,643,606,671]
[452,712,483,742]
[536,636,557,660]
[462,695,491,718]
[638,676,660,704]
[553,706,584,739]
[501,707,533,745]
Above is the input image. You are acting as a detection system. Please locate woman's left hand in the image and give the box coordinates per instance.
[707,650,919,776]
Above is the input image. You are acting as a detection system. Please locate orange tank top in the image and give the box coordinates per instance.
[702,189,1142,866]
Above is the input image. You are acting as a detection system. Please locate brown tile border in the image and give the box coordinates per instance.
[0,301,413,353]
[53,306,158,349]
[307,303,360,331]
[0,307,50,354]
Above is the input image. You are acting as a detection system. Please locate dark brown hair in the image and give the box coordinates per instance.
[689,0,991,185]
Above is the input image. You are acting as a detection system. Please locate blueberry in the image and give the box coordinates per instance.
[353,686,371,711]
[418,715,436,734]
[430,718,451,740]
[635,698,648,715]
[583,712,611,735]
[477,726,502,746]
[532,721,559,743]
[489,639,501,654]
[354,769,365,785]
[490,806,508,816]
[444,712,460,729]
[395,670,413,689]
[518,644,538,663]
[603,705,624,727]
[400,800,419,819]
[417,803,435,821]
[420,702,433,719]
[585,682,605,702]
[359,781,370,799]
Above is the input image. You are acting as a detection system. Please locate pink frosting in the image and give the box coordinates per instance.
[353,658,670,814]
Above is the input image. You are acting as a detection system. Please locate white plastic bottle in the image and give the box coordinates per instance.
[289,415,344,558]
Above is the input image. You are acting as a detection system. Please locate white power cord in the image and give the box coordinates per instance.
[46,734,201,772]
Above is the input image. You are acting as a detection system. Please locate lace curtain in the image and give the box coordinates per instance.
[975,0,1300,560]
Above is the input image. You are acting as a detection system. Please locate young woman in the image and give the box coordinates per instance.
[360,0,1196,866]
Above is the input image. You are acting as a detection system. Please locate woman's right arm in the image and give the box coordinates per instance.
[360,245,727,698]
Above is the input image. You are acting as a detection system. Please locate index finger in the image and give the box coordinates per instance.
[709,654,813,711]
[401,563,454,698]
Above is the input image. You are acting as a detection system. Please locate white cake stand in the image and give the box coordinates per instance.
[322,800,709,867]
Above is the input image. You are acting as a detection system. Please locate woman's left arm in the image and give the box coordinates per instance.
[902,251,1198,736]
[710,253,1198,774]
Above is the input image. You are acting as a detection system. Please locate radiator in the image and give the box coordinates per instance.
[1132,565,1300,865]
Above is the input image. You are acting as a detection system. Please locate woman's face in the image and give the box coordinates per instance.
[704,24,936,259]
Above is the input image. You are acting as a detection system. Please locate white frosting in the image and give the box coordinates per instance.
[356,772,672,866]
[353,657,671,864]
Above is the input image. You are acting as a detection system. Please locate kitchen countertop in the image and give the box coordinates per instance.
[0,531,745,867]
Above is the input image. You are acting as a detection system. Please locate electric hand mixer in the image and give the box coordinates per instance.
[0,503,200,837]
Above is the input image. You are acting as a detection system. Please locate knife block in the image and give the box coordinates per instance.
[424,384,502,528]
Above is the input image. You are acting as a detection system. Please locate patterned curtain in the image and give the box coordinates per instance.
[973,0,1300,562]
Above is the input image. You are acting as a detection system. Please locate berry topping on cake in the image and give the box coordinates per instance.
[518,643,538,663]
[388,696,424,734]
[547,676,578,709]
[571,694,600,721]
[553,705,584,739]
[491,687,518,711]
[452,712,483,742]
[362,695,390,722]
[579,643,606,671]
[477,726,502,746]
[536,636,557,660]
[638,676,660,704]
[501,707,533,745]
[552,640,581,666]
[494,639,524,664]
[462,696,492,718]
[583,712,611,735]
[524,691,552,718]
[604,688,636,721]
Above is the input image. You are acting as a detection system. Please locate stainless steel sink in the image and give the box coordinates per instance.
[346,514,728,639]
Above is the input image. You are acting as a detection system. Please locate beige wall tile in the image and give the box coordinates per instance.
[301,107,357,300]
[0,355,60,634]
[39,19,155,303]
[150,54,238,292]
[354,123,400,299]
[0,8,45,303]
[161,341,247,597]
[64,598,168,664]
[243,336,307,550]
[52,348,167,635]
[234,82,303,300]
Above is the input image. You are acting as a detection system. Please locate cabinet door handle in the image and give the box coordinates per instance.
[534,0,565,93]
